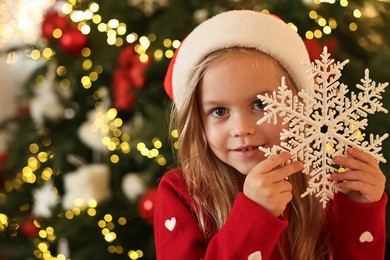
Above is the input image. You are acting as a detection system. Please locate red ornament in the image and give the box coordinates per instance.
[20,215,39,238]
[112,44,150,111]
[138,188,157,224]
[59,27,88,55]
[41,11,70,40]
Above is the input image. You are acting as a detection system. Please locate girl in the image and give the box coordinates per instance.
[154,10,387,259]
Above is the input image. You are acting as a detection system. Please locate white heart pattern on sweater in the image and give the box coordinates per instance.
[359,231,374,243]
[165,217,176,231]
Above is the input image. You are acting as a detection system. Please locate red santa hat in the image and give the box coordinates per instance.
[164,10,311,104]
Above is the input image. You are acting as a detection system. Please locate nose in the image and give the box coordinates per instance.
[230,114,256,137]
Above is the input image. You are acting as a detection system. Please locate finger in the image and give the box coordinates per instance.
[253,152,291,174]
[337,180,376,194]
[334,155,378,176]
[346,148,380,170]
[272,161,304,182]
[331,170,382,186]
[274,179,293,193]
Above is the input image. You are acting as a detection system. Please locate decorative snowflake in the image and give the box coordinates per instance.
[257,47,388,208]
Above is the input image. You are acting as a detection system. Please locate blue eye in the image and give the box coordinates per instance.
[253,100,266,110]
[211,107,228,117]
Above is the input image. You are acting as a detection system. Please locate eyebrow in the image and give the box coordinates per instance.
[201,90,274,107]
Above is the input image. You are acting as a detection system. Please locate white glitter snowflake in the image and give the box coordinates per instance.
[257,47,388,208]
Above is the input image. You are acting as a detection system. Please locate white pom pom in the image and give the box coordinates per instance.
[77,109,107,151]
[32,182,59,218]
[62,164,112,210]
[122,173,145,201]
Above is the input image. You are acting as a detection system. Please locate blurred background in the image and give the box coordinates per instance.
[0,0,389,259]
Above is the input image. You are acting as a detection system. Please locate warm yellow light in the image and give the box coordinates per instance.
[305,31,314,40]
[81,24,91,35]
[0,214,8,232]
[328,18,337,29]
[172,40,181,49]
[82,59,93,70]
[37,152,48,162]
[53,29,62,39]
[309,10,317,19]
[140,53,149,63]
[314,29,323,38]
[98,220,106,228]
[30,49,41,60]
[340,0,348,7]
[62,3,73,14]
[171,129,179,138]
[118,217,127,225]
[153,139,162,149]
[163,39,172,48]
[108,19,119,29]
[71,10,86,23]
[353,9,362,18]
[318,17,327,27]
[81,76,92,89]
[56,66,67,76]
[29,143,39,153]
[104,232,116,242]
[87,208,96,216]
[110,154,119,163]
[126,33,138,43]
[157,155,166,166]
[323,26,331,34]
[42,48,53,59]
[97,23,107,32]
[89,3,100,12]
[84,10,93,20]
[154,49,163,61]
[104,214,113,222]
[39,230,47,238]
[165,50,174,58]
[117,23,127,35]
[92,14,102,24]
[349,22,358,31]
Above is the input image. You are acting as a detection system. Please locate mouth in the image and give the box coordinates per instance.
[233,146,259,152]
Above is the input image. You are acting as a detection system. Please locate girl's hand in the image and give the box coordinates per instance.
[331,148,386,203]
[243,152,303,217]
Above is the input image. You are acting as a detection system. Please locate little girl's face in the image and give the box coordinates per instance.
[198,50,288,175]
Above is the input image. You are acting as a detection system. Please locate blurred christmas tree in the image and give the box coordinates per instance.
[0,0,389,259]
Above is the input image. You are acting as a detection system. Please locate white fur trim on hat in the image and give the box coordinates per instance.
[168,10,311,105]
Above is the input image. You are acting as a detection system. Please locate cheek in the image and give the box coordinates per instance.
[262,122,285,144]
[204,122,226,148]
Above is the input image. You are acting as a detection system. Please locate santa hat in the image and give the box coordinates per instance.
[164,10,311,104]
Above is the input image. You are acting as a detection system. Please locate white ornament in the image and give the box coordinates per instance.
[164,217,176,231]
[257,47,388,208]
[32,182,59,218]
[122,173,146,201]
[57,237,70,258]
[62,164,112,210]
[30,63,71,127]
[77,109,108,151]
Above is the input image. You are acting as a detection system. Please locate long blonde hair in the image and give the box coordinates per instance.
[170,48,331,259]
